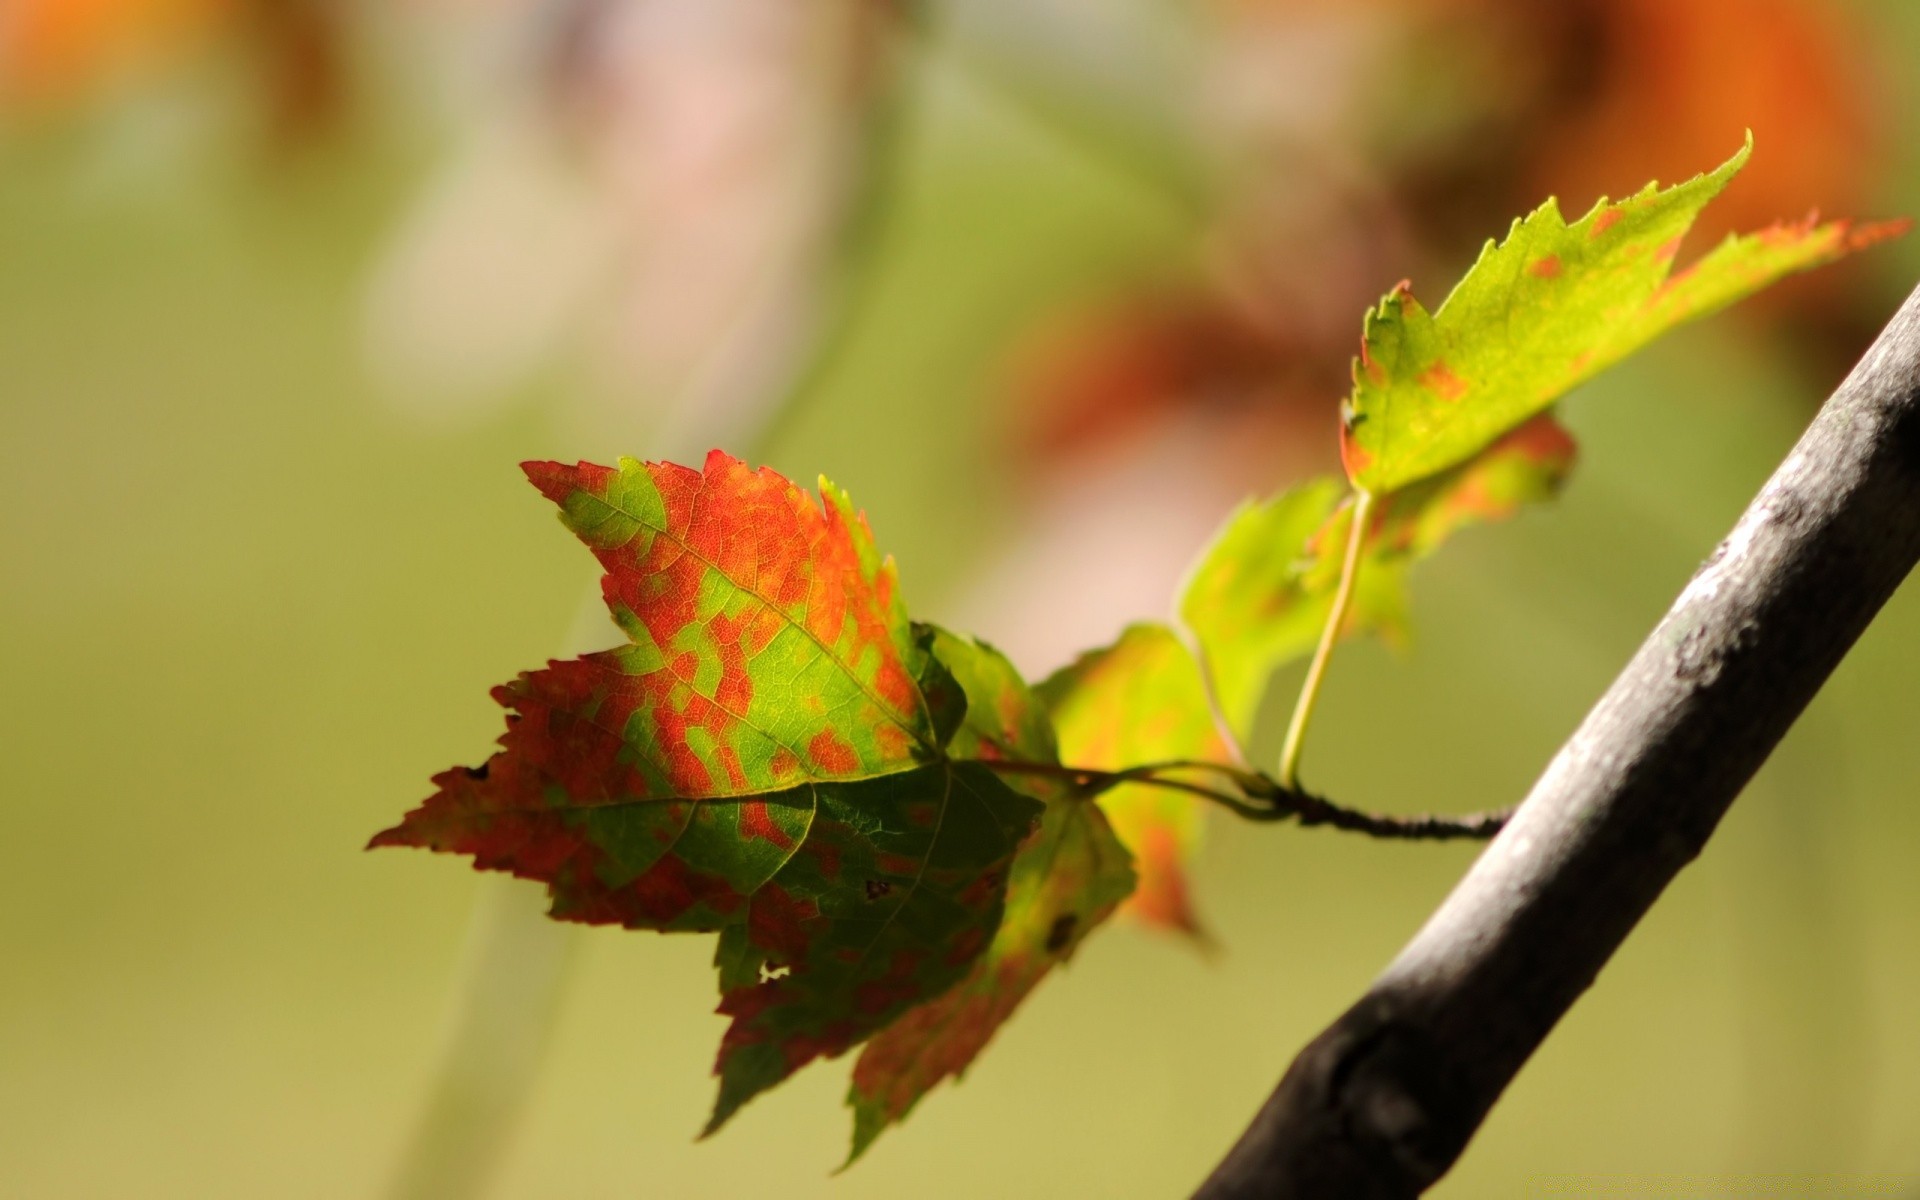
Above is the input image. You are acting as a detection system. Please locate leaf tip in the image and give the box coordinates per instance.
[1711,131,1754,186]
[837,1108,884,1174]
[697,1092,740,1142]
[363,824,408,851]
[519,458,616,507]
[1843,215,1914,251]
[517,457,565,491]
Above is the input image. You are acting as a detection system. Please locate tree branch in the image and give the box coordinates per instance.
[1195,280,1920,1199]
[1276,791,1512,841]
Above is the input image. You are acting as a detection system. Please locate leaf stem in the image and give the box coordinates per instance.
[980,756,1511,841]
[1277,489,1375,791]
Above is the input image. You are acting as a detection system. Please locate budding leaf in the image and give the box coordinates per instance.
[1184,414,1577,741]
[1342,135,1908,494]
[1179,478,1400,741]
[370,453,1040,1134]
[1037,624,1229,937]
[845,628,1133,1164]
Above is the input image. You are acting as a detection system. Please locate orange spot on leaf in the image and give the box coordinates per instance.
[739,800,796,851]
[1502,413,1580,467]
[1417,361,1470,402]
[1339,428,1374,482]
[806,728,858,775]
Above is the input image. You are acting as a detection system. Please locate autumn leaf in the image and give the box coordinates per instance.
[1205,137,1896,763]
[844,628,1133,1163]
[370,453,1041,1134]
[1036,623,1229,938]
[1341,135,1908,494]
[1179,135,1896,787]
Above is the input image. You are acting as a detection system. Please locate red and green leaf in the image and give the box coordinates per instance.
[1341,135,1907,494]
[1037,624,1228,938]
[1369,412,1578,555]
[845,629,1134,1163]
[370,453,1040,1133]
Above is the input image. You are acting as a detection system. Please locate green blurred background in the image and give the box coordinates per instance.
[4,2,1920,1196]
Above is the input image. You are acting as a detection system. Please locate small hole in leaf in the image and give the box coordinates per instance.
[864,880,893,901]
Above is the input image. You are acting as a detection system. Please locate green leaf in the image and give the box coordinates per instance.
[369,453,1040,1134]
[1341,135,1907,494]
[844,629,1134,1164]
[1181,478,1359,739]
[1182,414,1577,742]
[1037,623,1228,936]
[921,624,1059,766]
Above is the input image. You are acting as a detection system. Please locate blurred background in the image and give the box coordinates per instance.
[4,0,1920,1195]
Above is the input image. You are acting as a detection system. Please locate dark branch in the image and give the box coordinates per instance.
[1279,792,1512,841]
[1195,280,1920,1199]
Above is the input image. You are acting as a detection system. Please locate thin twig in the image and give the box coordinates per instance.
[981,758,1269,819]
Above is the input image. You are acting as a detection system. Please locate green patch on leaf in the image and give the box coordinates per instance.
[844,630,1134,1164]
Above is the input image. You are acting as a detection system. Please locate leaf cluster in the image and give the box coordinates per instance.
[371,141,1903,1164]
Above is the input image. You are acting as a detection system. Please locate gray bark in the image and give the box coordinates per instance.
[1196,280,1920,1199]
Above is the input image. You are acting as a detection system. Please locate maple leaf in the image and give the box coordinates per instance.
[370,453,1041,1133]
[1341,135,1908,494]
[844,628,1134,1163]
[1036,624,1230,938]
